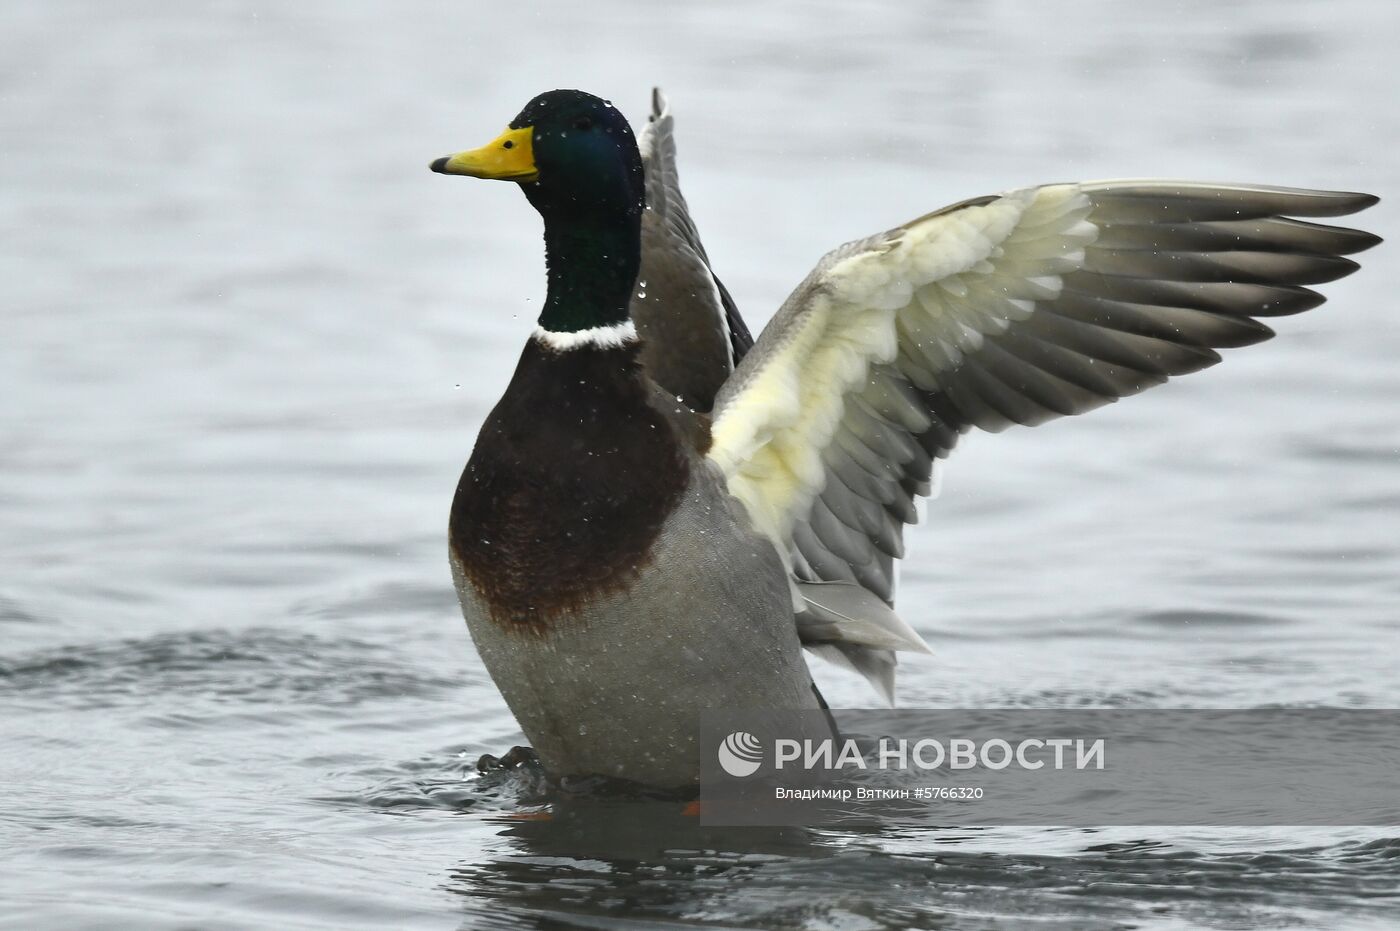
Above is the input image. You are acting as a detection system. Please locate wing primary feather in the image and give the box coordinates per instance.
[1083,182,1379,220]
[1043,290,1274,352]
[1082,248,1360,286]
[1091,216,1382,255]
[1060,273,1325,317]
[1025,302,1220,377]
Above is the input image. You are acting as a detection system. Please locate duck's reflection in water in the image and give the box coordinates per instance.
[445,794,848,930]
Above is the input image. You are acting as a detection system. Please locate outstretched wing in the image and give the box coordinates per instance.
[709,181,1378,698]
[634,88,753,411]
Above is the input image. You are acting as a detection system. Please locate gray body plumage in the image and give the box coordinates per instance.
[451,423,823,787]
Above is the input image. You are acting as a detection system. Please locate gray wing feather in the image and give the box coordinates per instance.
[806,182,1378,555]
[634,89,751,410]
[724,182,1378,700]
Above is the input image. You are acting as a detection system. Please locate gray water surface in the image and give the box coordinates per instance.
[3,1,1399,928]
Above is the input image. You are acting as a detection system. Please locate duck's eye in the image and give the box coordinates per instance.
[502,140,514,149]
[573,116,593,132]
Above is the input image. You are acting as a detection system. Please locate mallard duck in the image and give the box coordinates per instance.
[431,88,1379,787]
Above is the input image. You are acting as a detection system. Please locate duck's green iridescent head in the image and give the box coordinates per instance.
[431,89,646,335]
[431,89,644,223]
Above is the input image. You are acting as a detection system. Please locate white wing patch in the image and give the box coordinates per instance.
[709,184,1096,554]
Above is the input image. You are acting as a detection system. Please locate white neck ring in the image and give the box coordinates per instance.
[531,320,638,351]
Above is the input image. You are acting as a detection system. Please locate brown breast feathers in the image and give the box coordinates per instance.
[449,339,691,633]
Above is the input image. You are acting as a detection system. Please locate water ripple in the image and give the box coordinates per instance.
[0,629,462,712]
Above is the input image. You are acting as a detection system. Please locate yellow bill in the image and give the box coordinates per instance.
[430,126,537,182]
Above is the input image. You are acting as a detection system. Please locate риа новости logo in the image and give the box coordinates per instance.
[717,731,763,777]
